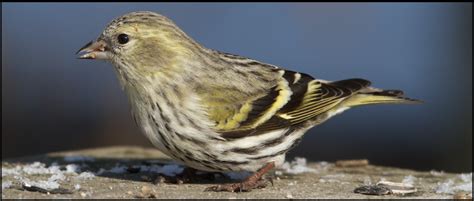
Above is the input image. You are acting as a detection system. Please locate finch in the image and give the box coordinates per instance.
[77,11,421,192]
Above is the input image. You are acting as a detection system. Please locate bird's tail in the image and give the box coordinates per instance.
[341,89,423,107]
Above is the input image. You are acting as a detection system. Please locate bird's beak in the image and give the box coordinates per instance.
[76,40,108,59]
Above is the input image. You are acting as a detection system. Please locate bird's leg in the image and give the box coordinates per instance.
[205,162,275,192]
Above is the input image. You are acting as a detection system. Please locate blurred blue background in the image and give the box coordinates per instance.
[2,3,471,172]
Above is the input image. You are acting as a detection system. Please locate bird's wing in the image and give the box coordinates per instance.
[201,65,371,140]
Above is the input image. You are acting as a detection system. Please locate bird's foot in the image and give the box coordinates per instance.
[204,162,275,192]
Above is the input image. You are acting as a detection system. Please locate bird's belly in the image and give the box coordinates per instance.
[133,110,174,157]
[130,96,310,173]
[136,113,298,172]
[130,104,229,172]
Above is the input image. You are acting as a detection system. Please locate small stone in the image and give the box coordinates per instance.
[453,192,472,199]
[354,180,418,196]
[127,191,133,195]
[335,159,369,167]
[141,175,151,181]
[286,193,293,198]
[154,176,166,184]
[354,185,392,195]
[80,192,87,197]
[141,186,151,195]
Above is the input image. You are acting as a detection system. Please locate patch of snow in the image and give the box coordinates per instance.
[430,170,445,176]
[74,184,81,190]
[2,180,12,190]
[3,162,64,177]
[77,172,95,179]
[22,178,60,190]
[363,176,372,185]
[314,161,331,171]
[454,183,472,192]
[455,173,472,192]
[48,164,62,175]
[2,166,21,177]
[95,168,106,175]
[274,170,283,176]
[65,164,81,173]
[459,173,472,183]
[402,175,417,186]
[280,157,317,174]
[436,179,455,194]
[20,170,67,191]
[22,162,50,174]
[48,172,66,182]
[435,173,472,195]
[2,161,107,192]
[63,155,95,162]
[108,165,128,174]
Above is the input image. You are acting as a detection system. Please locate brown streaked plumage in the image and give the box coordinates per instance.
[77,11,422,192]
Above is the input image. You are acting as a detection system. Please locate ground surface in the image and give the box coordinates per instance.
[1,146,472,199]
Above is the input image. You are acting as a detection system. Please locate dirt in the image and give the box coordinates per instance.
[1,146,471,199]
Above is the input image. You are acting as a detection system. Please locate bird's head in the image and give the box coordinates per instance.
[76,11,200,78]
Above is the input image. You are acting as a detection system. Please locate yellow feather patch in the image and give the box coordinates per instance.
[276,80,349,125]
[250,72,292,128]
[216,102,253,130]
[277,80,322,120]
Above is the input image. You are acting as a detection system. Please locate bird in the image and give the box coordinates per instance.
[76,11,422,192]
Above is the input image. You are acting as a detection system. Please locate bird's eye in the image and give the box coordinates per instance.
[117,34,129,44]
